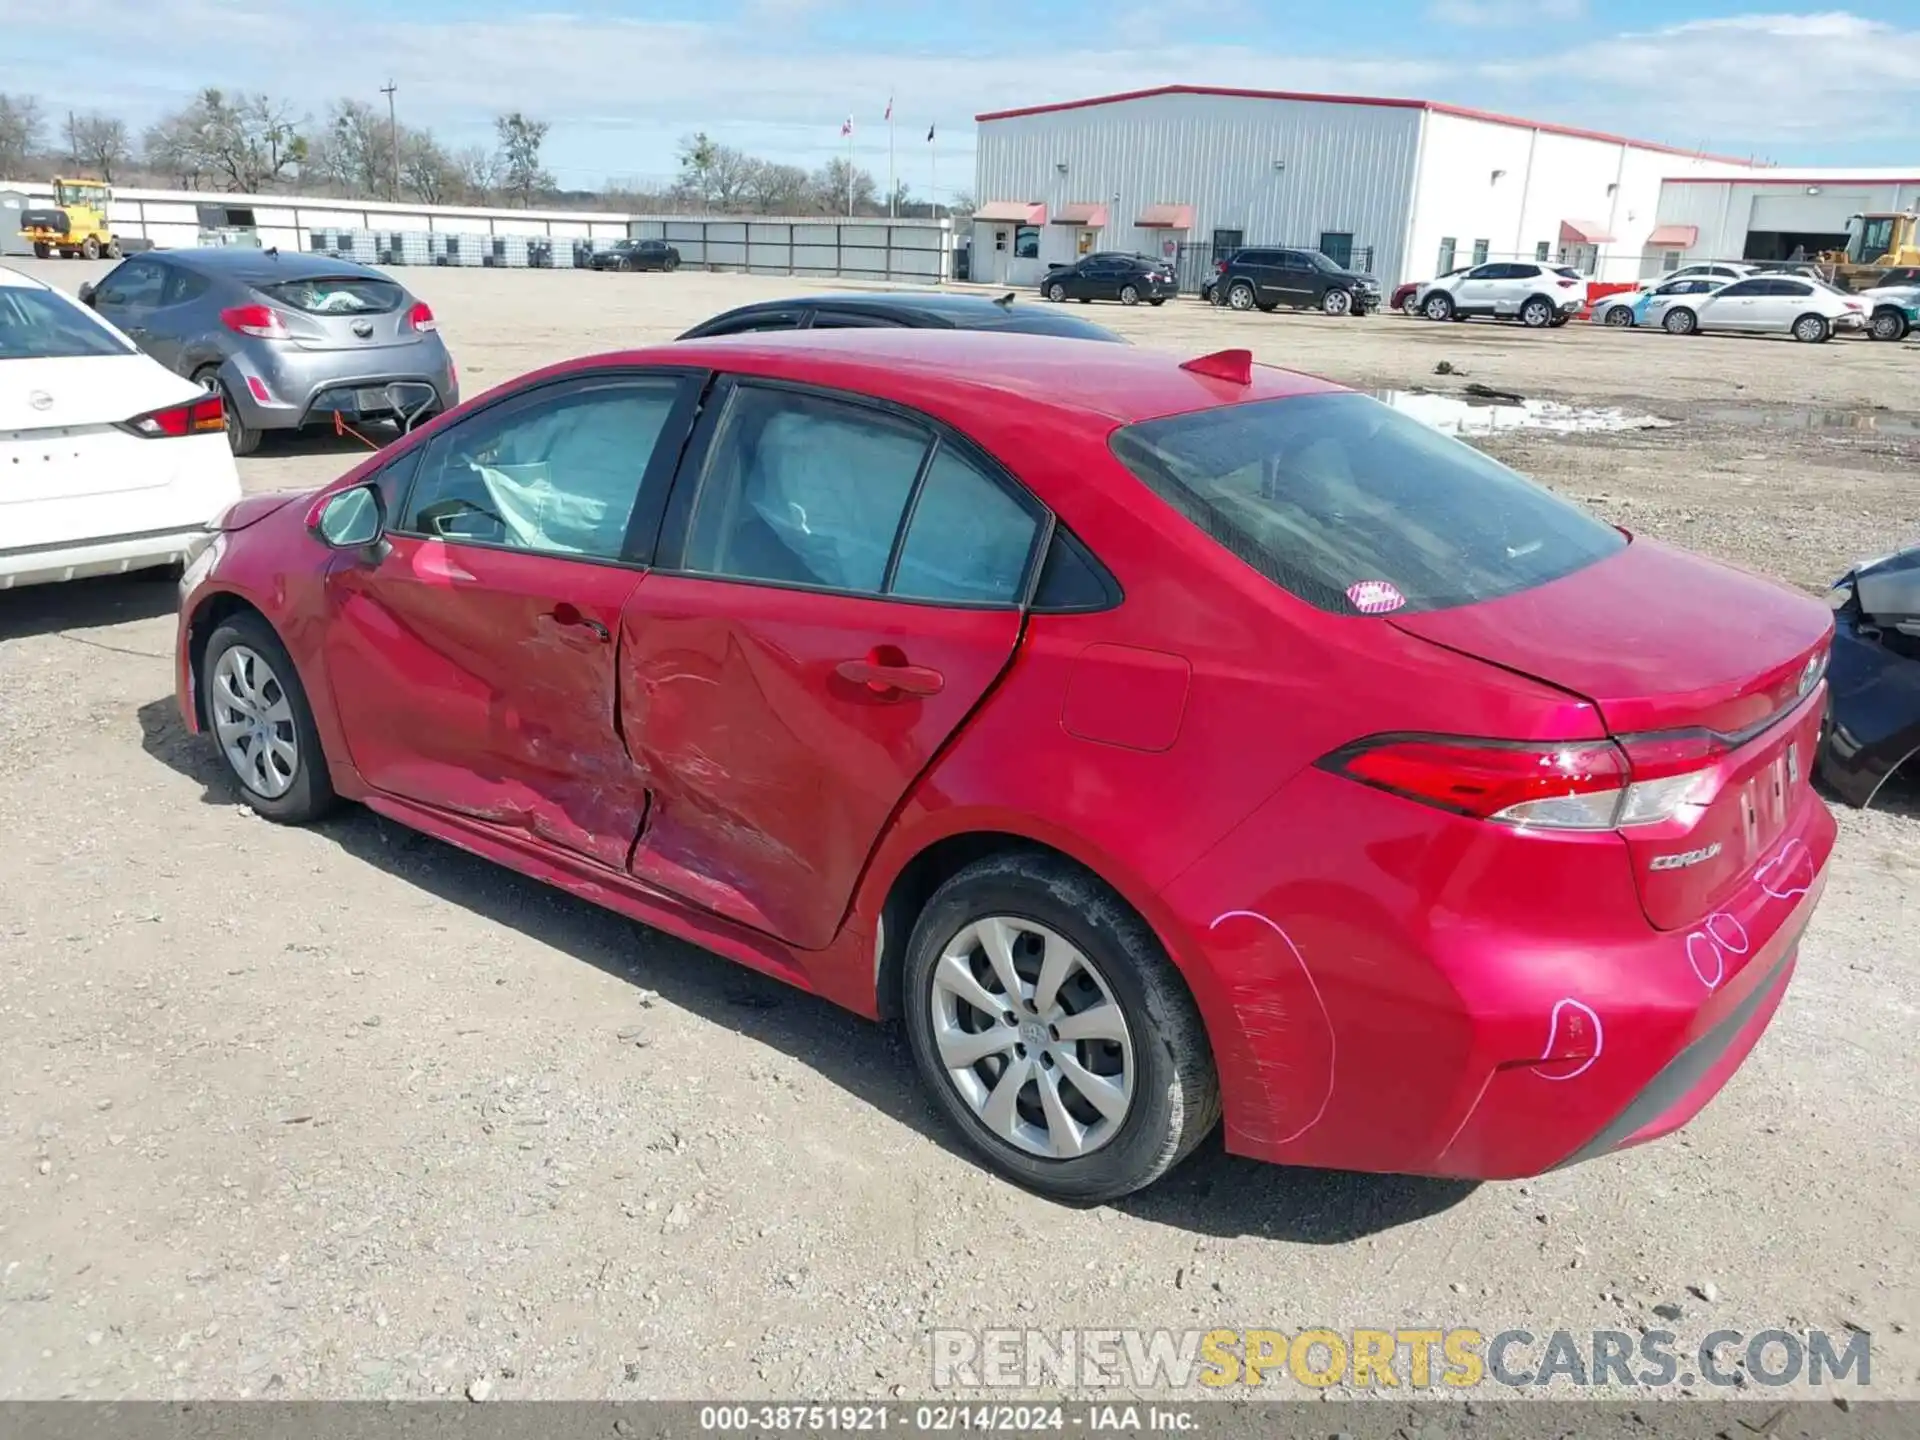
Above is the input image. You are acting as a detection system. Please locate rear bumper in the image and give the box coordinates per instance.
[1157,764,1836,1180]
[218,342,458,433]
[0,525,212,590]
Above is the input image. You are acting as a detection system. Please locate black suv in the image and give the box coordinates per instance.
[1212,248,1380,316]
[1039,252,1178,306]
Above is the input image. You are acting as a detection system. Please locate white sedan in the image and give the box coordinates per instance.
[1656,273,1869,342]
[1591,275,1728,328]
[2,265,241,590]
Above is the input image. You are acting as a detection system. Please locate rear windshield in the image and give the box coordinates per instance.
[1108,392,1625,615]
[259,278,404,314]
[0,286,134,360]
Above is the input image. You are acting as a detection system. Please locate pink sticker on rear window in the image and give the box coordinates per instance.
[1346,580,1406,615]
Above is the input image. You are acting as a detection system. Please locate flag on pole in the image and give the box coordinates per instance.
[884,96,893,121]
[926,123,935,142]
[840,115,853,136]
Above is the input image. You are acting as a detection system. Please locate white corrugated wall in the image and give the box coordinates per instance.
[972,92,1422,286]
[1651,176,1920,270]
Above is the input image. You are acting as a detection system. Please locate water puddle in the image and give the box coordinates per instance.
[1687,404,1920,437]
[1376,389,1674,436]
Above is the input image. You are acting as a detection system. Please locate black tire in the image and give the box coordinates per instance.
[200,612,336,825]
[80,236,101,261]
[664,253,680,272]
[32,242,51,259]
[1548,312,1570,327]
[1664,307,1697,335]
[1148,297,1166,307]
[1322,288,1353,317]
[1119,284,1140,306]
[1603,305,1635,326]
[198,369,261,458]
[1792,313,1831,344]
[1423,291,1455,321]
[1046,281,1067,303]
[1868,307,1908,342]
[1226,280,1256,312]
[1519,295,1554,328]
[901,851,1221,1203]
[105,240,122,259]
[619,256,634,272]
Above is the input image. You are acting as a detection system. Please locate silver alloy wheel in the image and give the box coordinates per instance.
[1120,284,1140,305]
[1870,309,1904,341]
[1424,294,1451,320]
[1666,308,1695,334]
[211,644,299,799]
[1794,315,1828,343]
[1604,305,1634,326]
[1324,288,1352,316]
[928,915,1136,1159]
[1047,282,1066,302]
[1522,299,1551,327]
[1228,282,1255,311]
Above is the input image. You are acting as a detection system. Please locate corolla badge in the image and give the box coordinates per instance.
[1649,841,1723,872]
[28,390,53,411]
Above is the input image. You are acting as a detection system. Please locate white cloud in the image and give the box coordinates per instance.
[2,4,1915,184]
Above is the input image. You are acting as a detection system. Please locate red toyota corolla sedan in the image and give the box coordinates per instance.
[174,331,1835,1202]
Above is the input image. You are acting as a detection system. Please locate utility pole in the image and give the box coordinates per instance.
[380,80,400,200]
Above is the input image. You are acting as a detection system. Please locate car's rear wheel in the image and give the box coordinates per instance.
[902,852,1220,1203]
[1869,306,1908,341]
[1226,281,1256,311]
[198,369,261,457]
[1520,296,1554,328]
[664,254,680,272]
[1148,297,1166,306]
[1604,305,1635,326]
[1046,281,1067,302]
[1423,292,1455,321]
[1322,288,1352,316]
[1119,284,1140,306]
[201,613,336,825]
[1664,307,1697,335]
[1792,313,1831,343]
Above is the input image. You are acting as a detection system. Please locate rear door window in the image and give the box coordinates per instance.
[1109,392,1625,616]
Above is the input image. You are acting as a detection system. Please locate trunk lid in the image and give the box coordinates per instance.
[1,354,198,434]
[252,276,427,354]
[1392,537,1832,930]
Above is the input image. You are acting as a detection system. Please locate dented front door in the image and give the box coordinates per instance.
[324,538,647,868]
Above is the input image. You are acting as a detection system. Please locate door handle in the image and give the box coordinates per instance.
[548,602,610,642]
[836,653,944,697]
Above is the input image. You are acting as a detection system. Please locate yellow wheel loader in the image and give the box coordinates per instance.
[18,177,120,260]
[1816,212,1920,292]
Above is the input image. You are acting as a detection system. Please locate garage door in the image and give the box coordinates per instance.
[1749,192,1878,233]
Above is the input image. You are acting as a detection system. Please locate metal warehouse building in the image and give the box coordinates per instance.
[1646,170,1920,266]
[969,85,1757,290]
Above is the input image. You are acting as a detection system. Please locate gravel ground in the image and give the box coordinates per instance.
[2,261,1917,1403]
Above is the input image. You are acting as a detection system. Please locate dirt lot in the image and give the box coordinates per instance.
[2,261,1917,1402]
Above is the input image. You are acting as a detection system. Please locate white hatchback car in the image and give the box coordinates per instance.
[2,265,241,590]
[1657,273,1869,342]
[1419,261,1586,327]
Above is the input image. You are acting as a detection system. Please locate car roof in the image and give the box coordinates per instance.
[0,264,52,291]
[149,248,392,283]
[627,328,1344,426]
[689,291,1127,340]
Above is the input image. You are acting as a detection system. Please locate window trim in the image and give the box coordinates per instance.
[384,364,709,569]
[655,374,1054,612]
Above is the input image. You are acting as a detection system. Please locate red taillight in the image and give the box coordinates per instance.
[1844,301,1863,312]
[122,393,225,438]
[408,301,438,332]
[221,304,289,340]
[1214,260,1229,274]
[1556,279,1579,288]
[1323,731,1732,832]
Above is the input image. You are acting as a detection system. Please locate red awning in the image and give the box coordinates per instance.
[974,200,1046,224]
[1646,224,1699,249]
[1050,202,1108,227]
[1559,219,1616,245]
[1136,204,1195,230]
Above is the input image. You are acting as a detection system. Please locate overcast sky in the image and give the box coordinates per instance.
[5,1,1917,200]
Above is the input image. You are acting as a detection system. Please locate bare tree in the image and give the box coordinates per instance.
[144,89,307,193]
[307,99,391,196]
[399,131,460,206]
[494,111,552,208]
[455,144,503,204]
[65,112,132,181]
[810,157,879,216]
[741,159,811,215]
[0,93,44,178]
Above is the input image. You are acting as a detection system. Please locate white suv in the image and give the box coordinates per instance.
[1420,262,1586,327]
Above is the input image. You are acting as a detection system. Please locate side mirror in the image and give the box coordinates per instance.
[78,282,97,306]
[313,483,386,552]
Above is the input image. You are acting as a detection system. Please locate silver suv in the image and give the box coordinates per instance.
[81,248,457,455]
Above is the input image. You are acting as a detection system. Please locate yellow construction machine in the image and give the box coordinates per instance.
[1817,212,1920,291]
[18,177,120,260]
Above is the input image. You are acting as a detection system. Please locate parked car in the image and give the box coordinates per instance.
[1,264,240,590]
[1039,253,1177,306]
[590,238,681,273]
[1856,282,1920,341]
[1391,267,1466,313]
[1590,276,1729,328]
[78,248,458,457]
[175,330,1835,1201]
[1646,262,1759,288]
[1213,248,1381,316]
[1821,543,1920,808]
[1419,262,1584,327]
[679,291,1125,342]
[1657,275,1868,342]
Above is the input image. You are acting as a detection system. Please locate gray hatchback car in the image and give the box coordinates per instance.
[79,248,458,455]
